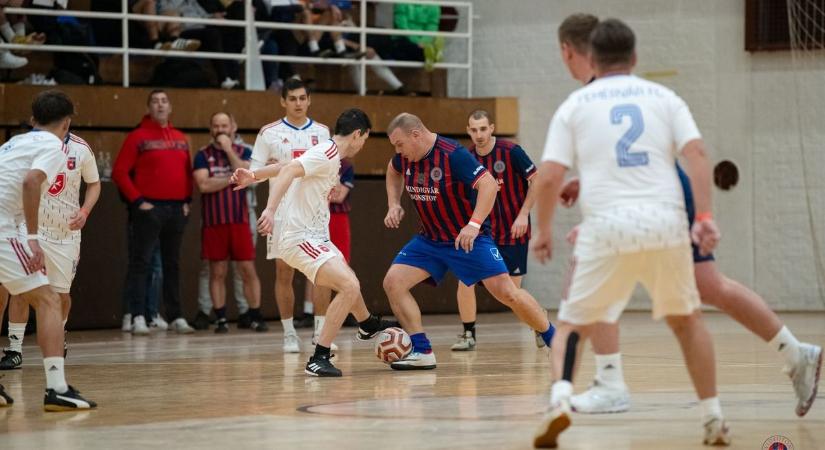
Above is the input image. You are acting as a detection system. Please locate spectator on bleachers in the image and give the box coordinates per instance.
[112,90,195,335]
[363,3,442,71]
[130,0,201,50]
[0,0,30,69]
[157,0,241,88]
[264,0,305,84]
[304,0,363,59]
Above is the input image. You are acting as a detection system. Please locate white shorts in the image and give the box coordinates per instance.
[559,245,700,325]
[40,239,80,294]
[265,218,283,260]
[278,238,341,284]
[0,236,49,295]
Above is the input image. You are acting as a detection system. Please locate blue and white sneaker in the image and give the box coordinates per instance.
[390,351,436,370]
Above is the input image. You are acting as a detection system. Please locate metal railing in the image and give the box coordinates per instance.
[0,0,472,96]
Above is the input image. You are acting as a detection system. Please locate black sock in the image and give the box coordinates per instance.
[248,307,261,321]
[314,344,331,358]
[214,307,226,321]
[358,314,379,331]
[463,321,476,337]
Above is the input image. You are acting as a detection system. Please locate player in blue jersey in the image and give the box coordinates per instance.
[382,113,555,370]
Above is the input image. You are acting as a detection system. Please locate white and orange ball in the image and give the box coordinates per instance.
[375,327,412,364]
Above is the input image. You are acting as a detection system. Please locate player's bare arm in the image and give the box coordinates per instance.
[384,160,405,228]
[194,168,232,194]
[531,161,568,264]
[455,172,496,253]
[511,175,539,239]
[681,138,720,255]
[68,181,101,231]
[22,168,47,272]
[231,161,286,189]
[255,161,306,235]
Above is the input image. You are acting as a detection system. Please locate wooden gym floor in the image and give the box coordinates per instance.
[0,311,823,449]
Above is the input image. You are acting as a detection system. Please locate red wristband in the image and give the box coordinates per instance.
[695,212,713,222]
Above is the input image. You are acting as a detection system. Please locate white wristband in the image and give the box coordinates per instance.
[467,221,481,230]
[26,234,39,241]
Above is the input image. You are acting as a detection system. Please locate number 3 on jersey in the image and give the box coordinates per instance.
[611,104,648,167]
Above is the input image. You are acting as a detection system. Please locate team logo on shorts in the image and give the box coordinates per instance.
[430,167,443,182]
[762,435,793,450]
[311,135,319,146]
[318,244,330,253]
[47,172,66,196]
[489,247,503,261]
[416,173,427,185]
[67,156,76,170]
[493,160,506,173]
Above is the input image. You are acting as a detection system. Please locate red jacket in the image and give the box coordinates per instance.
[113,115,193,204]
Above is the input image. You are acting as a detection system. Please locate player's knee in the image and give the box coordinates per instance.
[697,274,732,309]
[210,264,228,280]
[382,272,402,298]
[665,313,696,335]
[276,264,294,284]
[339,275,361,298]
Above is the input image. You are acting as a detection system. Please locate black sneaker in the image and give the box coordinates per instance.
[250,320,269,332]
[0,383,12,406]
[192,311,211,331]
[356,316,401,341]
[305,354,342,377]
[0,351,22,370]
[237,312,252,329]
[43,385,97,411]
[214,319,229,334]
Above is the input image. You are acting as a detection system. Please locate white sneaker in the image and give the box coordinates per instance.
[150,315,169,331]
[131,315,150,335]
[390,351,436,370]
[0,51,27,69]
[121,314,132,332]
[533,398,572,448]
[283,331,301,353]
[154,38,200,51]
[702,416,731,446]
[171,318,195,334]
[220,77,239,90]
[311,333,338,351]
[451,330,476,351]
[785,342,822,417]
[570,380,631,414]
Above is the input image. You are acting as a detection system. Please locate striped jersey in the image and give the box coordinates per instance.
[38,133,99,243]
[193,143,252,227]
[279,139,341,245]
[470,138,536,246]
[329,158,354,214]
[0,130,68,238]
[390,135,490,242]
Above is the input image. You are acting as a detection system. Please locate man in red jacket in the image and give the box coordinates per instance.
[113,89,195,335]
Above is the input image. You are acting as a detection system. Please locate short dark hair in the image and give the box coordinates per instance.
[467,109,493,124]
[558,13,599,53]
[147,89,168,105]
[282,78,309,99]
[590,18,635,69]
[31,90,74,126]
[334,108,371,136]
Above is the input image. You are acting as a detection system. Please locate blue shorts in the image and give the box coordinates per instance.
[678,164,715,264]
[392,234,508,286]
[499,243,528,277]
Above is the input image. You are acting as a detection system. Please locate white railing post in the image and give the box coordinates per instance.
[244,0,254,90]
[466,1,472,97]
[122,0,129,87]
[359,0,368,96]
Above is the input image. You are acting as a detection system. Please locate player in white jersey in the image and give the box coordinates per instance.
[0,90,95,410]
[0,132,100,370]
[234,108,397,377]
[530,20,727,447]
[250,78,332,353]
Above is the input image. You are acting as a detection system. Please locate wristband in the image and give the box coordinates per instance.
[467,218,482,229]
[26,234,39,241]
[695,212,713,222]
[252,170,258,181]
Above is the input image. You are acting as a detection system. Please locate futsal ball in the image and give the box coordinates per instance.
[375,327,412,364]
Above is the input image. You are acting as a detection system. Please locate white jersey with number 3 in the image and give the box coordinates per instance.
[542,74,702,258]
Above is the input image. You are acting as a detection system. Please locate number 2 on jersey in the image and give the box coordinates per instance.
[610,104,648,167]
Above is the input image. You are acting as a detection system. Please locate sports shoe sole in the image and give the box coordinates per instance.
[796,346,822,417]
[570,399,631,414]
[533,411,571,448]
[450,345,475,352]
[304,369,342,377]
[390,363,436,371]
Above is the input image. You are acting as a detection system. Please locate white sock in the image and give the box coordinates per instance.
[769,326,801,368]
[334,39,346,54]
[308,40,320,53]
[13,22,25,37]
[550,380,574,406]
[314,315,325,336]
[595,353,626,387]
[281,318,296,335]
[0,23,14,42]
[8,322,26,353]
[369,56,403,90]
[699,396,723,423]
[43,357,69,393]
[62,319,67,329]
[303,300,314,315]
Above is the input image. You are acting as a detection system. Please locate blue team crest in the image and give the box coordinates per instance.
[430,167,443,181]
[490,247,503,261]
[67,156,76,170]
[493,160,506,173]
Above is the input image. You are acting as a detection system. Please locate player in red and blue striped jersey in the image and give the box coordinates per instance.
[382,113,555,370]
[452,110,540,351]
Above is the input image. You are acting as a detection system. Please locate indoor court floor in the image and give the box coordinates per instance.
[0,311,823,449]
